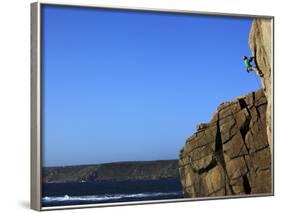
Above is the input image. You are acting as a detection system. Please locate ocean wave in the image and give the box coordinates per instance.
[42,192,182,203]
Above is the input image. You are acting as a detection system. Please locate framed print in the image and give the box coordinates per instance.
[31,1,274,211]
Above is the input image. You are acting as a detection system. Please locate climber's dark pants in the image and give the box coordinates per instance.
[247,66,263,77]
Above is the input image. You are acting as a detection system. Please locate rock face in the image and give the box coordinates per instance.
[249,18,272,153]
[179,89,272,197]
[43,160,179,183]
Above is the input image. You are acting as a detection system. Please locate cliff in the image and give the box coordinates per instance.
[249,18,272,153]
[43,160,179,183]
[179,89,271,197]
[178,19,272,198]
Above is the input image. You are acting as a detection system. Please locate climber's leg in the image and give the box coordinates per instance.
[250,66,264,77]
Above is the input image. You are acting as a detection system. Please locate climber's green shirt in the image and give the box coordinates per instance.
[244,59,251,68]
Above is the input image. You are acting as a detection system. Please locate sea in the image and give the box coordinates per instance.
[42,178,183,207]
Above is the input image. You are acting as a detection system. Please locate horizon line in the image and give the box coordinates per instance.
[43,158,178,168]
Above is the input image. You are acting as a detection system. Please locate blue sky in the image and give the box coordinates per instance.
[42,5,258,167]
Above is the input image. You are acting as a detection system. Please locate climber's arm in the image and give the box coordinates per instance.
[249,56,255,62]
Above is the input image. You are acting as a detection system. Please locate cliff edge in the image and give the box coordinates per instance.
[178,19,272,198]
[249,18,272,153]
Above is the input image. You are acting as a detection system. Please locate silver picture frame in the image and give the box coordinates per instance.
[31,1,274,211]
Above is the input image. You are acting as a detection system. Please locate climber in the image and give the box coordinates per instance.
[243,55,263,77]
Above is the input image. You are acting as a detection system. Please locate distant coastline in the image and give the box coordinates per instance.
[43,159,179,183]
